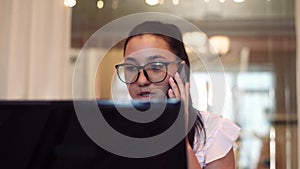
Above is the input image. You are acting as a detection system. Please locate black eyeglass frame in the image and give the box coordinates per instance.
[115,60,181,84]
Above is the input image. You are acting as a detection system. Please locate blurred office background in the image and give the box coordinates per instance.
[0,0,299,168]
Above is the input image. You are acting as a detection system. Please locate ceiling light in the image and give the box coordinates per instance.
[208,35,230,56]
[64,0,76,7]
[183,32,207,46]
[145,0,159,6]
[233,0,245,3]
[219,0,226,3]
[183,31,208,53]
[97,0,104,9]
[172,0,180,5]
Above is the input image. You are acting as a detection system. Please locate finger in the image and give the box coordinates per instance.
[174,72,185,100]
[169,77,180,99]
[168,88,176,98]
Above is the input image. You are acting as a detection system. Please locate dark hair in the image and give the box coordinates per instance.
[123,21,205,147]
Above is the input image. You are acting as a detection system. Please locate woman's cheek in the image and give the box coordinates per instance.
[127,85,135,98]
[158,80,172,95]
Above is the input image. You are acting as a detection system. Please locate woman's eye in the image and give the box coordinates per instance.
[149,64,164,70]
[125,66,138,72]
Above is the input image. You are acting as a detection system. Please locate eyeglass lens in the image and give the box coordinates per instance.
[117,62,168,84]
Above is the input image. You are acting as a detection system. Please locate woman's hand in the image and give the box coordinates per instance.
[168,71,202,169]
[168,71,190,126]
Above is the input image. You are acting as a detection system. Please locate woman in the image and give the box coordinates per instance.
[115,21,240,169]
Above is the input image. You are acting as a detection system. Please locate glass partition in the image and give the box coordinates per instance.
[71,0,297,168]
[0,0,296,168]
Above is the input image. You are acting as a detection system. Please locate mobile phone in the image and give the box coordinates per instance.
[168,62,189,90]
[178,62,188,84]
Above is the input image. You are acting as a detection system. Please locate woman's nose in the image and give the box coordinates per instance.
[136,70,151,86]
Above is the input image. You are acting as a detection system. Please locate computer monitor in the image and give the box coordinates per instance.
[0,100,187,169]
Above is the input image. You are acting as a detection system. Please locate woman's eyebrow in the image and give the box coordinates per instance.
[124,57,137,63]
[147,55,166,61]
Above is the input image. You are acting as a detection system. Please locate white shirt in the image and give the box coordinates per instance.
[193,111,240,167]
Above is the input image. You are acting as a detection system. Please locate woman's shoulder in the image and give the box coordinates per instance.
[200,111,240,136]
[193,111,240,166]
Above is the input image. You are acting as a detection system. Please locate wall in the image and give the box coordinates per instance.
[0,0,72,99]
[296,0,300,165]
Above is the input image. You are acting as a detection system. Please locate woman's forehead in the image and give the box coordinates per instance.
[124,48,178,63]
[124,35,170,54]
[124,35,178,61]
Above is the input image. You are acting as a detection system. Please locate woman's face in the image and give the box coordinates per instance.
[123,34,179,100]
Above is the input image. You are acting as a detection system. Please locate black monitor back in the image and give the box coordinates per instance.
[0,100,187,169]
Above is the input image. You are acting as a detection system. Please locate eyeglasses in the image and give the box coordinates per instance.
[115,60,181,84]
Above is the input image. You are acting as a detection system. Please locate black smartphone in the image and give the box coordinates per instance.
[168,62,189,91]
[178,63,189,84]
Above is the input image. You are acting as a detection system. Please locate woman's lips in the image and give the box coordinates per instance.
[137,91,152,98]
